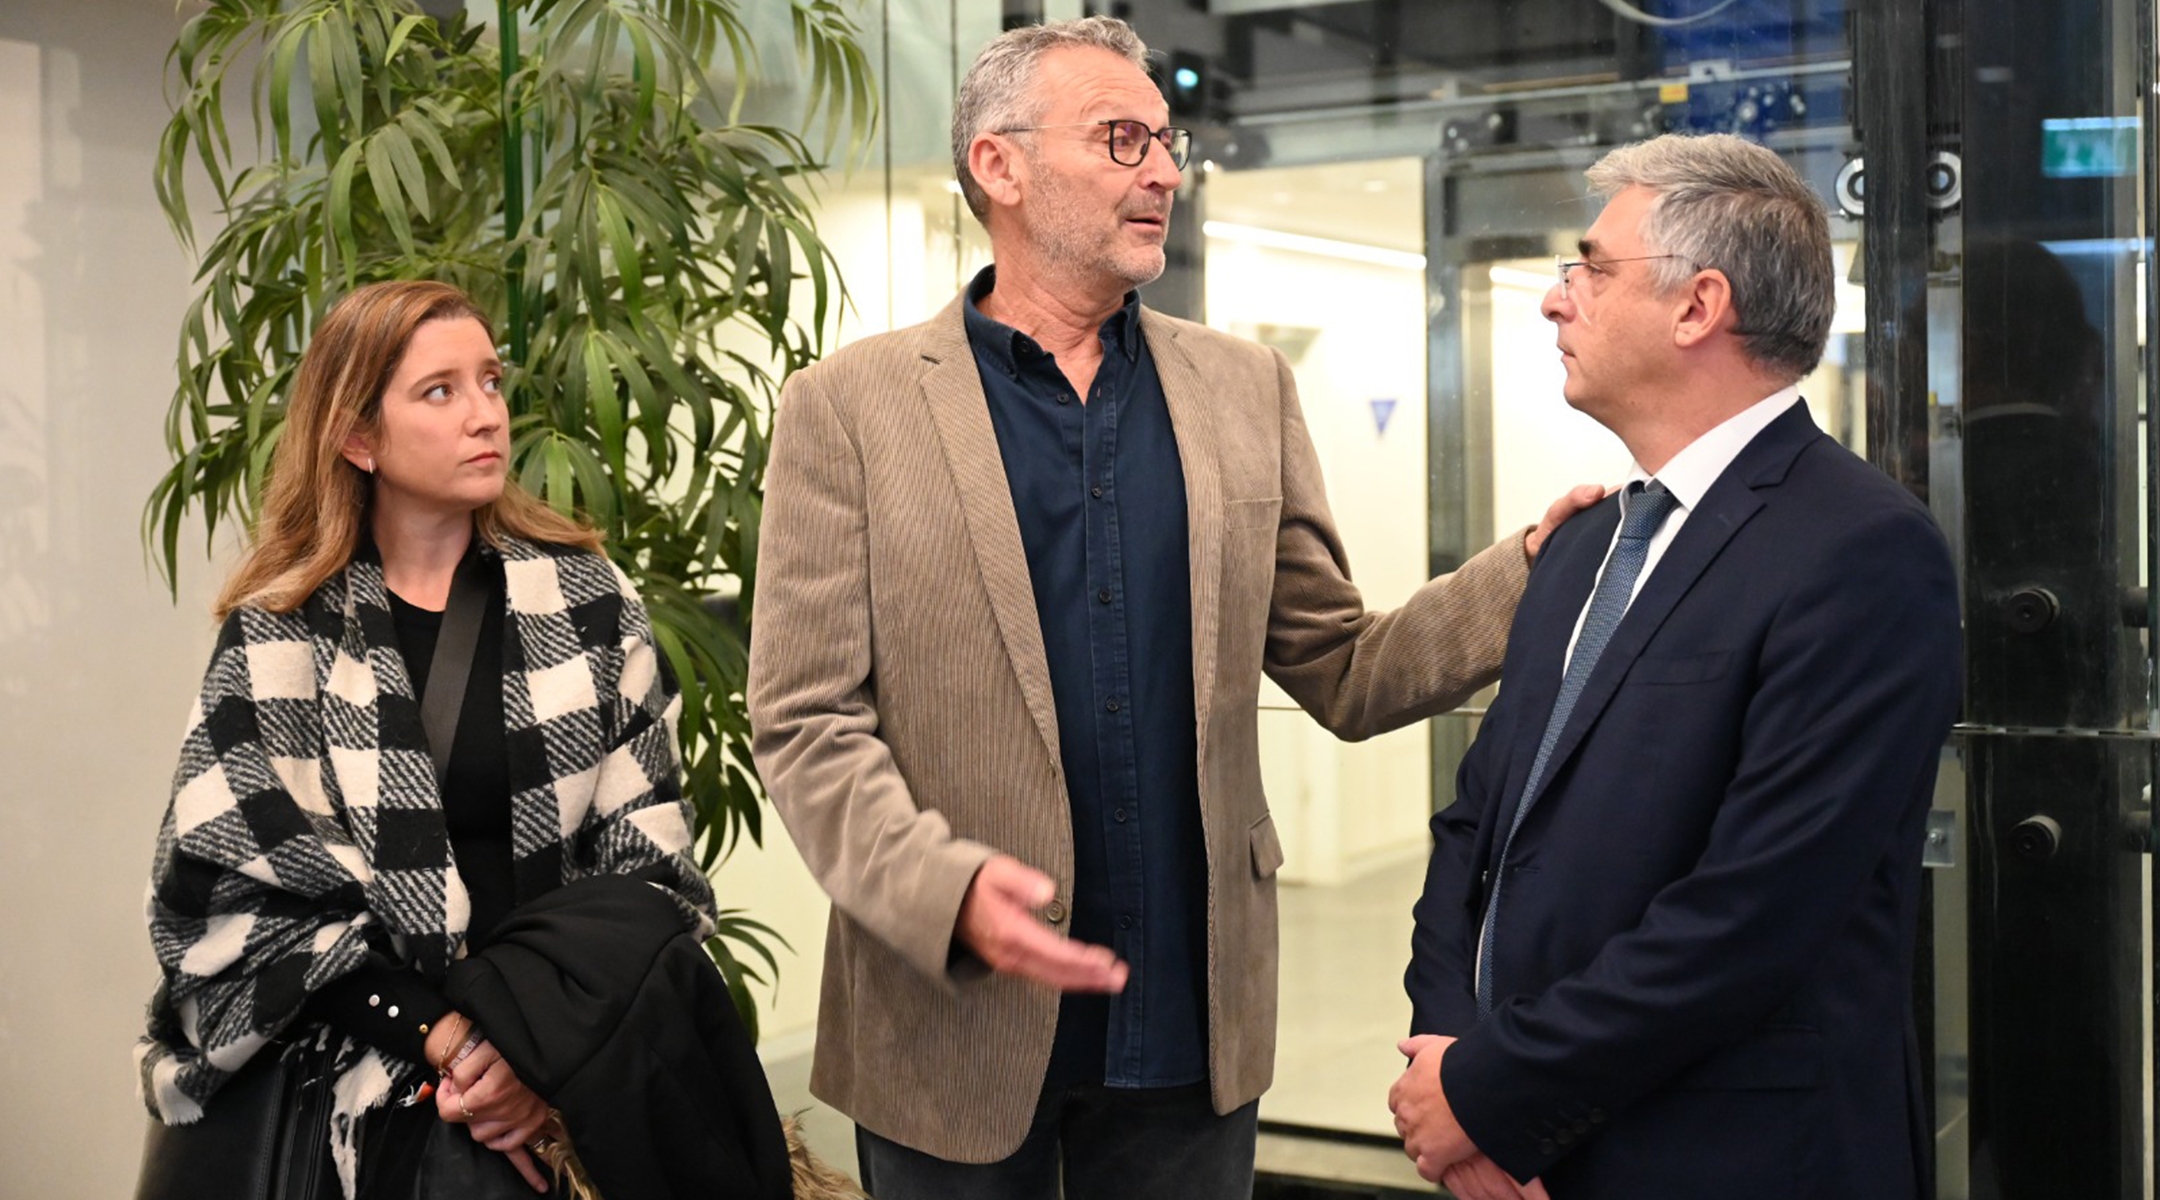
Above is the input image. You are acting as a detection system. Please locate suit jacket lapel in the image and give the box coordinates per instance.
[1519,403,1822,820]
[915,295,1064,767]
[1493,498,1618,828]
[1141,309,1226,745]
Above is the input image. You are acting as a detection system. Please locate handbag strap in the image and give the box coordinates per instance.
[419,547,491,787]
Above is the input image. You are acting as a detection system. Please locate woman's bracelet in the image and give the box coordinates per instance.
[445,1028,484,1074]
[434,1014,478,1075]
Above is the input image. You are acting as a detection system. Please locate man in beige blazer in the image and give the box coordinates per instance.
[747,16,1590,1200]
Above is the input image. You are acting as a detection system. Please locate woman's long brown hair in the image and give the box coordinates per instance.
[214,280,602,618]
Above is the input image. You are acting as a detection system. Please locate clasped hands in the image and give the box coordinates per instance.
[424,1011,557,1193]
[1388,1034,1550,1200]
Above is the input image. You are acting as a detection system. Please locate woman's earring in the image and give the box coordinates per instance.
[364,456,375,474]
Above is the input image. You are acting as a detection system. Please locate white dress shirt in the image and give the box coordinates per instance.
[1561,386,1804,669]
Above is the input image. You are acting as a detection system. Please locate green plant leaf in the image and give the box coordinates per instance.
[267,16,304,162]
[544,436,574,515]
[364,128,418,256]
[326,140,366,283]
[382,12,425,67]
[381,121,433,223]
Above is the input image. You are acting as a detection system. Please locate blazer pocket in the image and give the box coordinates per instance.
[1249,813,1285,879]
[1226,496,1283,531]
[1629,649,1731,686]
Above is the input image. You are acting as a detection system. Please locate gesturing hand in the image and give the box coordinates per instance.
[956,855,1128,992]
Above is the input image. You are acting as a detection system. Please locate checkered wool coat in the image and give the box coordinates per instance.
[136,536,717,1129]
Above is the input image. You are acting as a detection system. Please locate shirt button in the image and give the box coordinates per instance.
[1118,915,1134,930]
[1105,699,1120,713]
[1114,808,1129,822]
[1097,588,1112,603]
[1057,394,1072,405]
[1044,900,1068,923]
[1091,486,1104,498]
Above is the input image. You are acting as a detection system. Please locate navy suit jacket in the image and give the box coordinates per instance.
[1407,404,1960,1199]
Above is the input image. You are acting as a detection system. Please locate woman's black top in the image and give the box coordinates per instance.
[301,556,517,1064]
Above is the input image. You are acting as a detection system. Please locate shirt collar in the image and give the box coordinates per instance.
[1624,385,1803,513]
[962,264,1143,376]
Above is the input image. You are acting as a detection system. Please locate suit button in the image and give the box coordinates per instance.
[1043,901,1067,923]
[1573,1119,1590,1136]
[1555,1129,1575,1147]
[1589,1108,1606,1124]
[1538,1139,1557,1157]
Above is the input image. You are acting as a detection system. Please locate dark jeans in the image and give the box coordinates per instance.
[854,1082,1259,1200]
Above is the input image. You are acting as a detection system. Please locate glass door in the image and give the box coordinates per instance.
[1926,0,2156,1194]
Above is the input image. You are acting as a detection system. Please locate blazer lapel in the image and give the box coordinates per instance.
[1519,404,1823,819]
[915,296,1063,767]
[1141,309,1227,745]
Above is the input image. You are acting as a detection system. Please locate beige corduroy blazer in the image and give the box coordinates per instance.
[746,293,1530,1163]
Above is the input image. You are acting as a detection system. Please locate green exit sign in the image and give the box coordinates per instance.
[2042,116,2140,179]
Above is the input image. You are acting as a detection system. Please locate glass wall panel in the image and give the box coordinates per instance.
[1205,156,1435,1133]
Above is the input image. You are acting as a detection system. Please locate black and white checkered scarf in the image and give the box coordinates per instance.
[136,537,717,1153]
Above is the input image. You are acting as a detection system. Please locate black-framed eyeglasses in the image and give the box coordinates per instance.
[1554,253,1696,298]
[995,119,1192,170]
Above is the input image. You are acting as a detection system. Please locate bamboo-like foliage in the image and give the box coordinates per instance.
[147,0,876,1034]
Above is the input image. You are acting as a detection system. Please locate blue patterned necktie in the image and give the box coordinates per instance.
[1475,479,1679,1017]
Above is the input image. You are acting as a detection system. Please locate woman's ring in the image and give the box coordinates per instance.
[457,1095,473,1120]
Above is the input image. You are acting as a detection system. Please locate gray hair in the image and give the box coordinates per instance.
[951,17,1151,223]
[1585,133,1834,380]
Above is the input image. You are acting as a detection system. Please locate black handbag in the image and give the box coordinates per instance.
[133,1033,344,1200]
[351,1101,563,1200]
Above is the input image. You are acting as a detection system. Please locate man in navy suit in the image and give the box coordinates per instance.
[1389,133,1961,1200]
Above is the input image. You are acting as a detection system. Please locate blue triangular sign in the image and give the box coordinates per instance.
[1370,398,1398,436]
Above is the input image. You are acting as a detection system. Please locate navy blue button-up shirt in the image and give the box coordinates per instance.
[963,267,1209,1089]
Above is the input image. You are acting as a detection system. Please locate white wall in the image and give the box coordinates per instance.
[0,3,225,1197]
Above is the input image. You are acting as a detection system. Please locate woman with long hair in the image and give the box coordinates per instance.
[134,281,793,1200]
